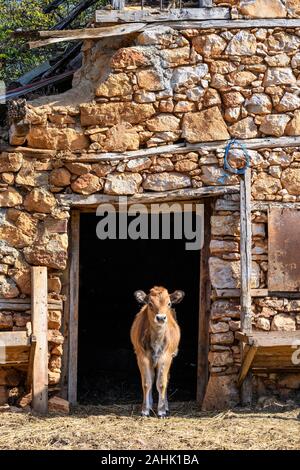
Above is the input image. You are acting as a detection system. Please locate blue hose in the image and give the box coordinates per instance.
[218,138,251,184]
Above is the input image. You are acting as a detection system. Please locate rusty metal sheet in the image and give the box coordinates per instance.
[268,207,300,292]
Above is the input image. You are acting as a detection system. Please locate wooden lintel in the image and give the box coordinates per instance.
[95,7,230,24]
[237,345,258,388]
[215,288,268,298]
[57,186,239,208]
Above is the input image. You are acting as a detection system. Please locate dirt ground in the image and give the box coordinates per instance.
[0,402,299,450]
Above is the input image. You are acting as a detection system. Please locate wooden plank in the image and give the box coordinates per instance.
[31,267,48,415]
[68,211,80,405]
[57,186,239,208]
[197,201,212,406]
[4,136,300,159]
[95,7,230,23]
[252,331,300,348]
[215,289,268,298]
[0,331,30,348]
[170,19,300,29]
[240,167,252,335]
[26,336,37,392]
[0,301,63,311]
[237,345,258,388]
[268,208,300,292]
[28,23,146,48]
[253,201,300,210]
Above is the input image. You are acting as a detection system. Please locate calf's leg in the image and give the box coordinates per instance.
[137,355,153,417]
[156,355,172,418]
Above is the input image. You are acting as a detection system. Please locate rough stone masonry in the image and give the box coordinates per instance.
[1,5,300,409]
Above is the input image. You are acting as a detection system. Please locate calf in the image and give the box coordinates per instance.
[130,286,185,418]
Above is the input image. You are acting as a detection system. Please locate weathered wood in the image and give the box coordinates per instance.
[26,336,37,392]
[0,299,63,311]
[28,23,146,48]
[252,201,300,210]
[4,136,300,159]
[215,289,268,298]
[237,344,258,388]
[57,186,239,209]
[31,267,48,415]
[237,331,300,348]
[68,211,80,405]
[0,331,31,348]
[95,7,230,23]
[197,201,212,406]
[240,168,252,335]
[170,18,300,29]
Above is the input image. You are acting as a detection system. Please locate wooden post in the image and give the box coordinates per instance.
[197,201,212,405]
[31,266,48,414]
[68,210,80,405]
[239,167,253,405]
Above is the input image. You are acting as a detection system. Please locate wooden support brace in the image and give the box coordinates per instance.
[237,344,258,388]
[31,267,48,414]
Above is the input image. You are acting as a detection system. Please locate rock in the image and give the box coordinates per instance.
[256,317,271,331]
[104,173,142,195]
[182,107,229,143]
[48,310,62,330]
[192,34,227,57]
[210,61,237,74]
[210,240,239,254]
[170,64,208,92]
[277,93,300,112]
[18,392,32,408]
[209,257,260,289]
[15,160,48,187]
[259,114,290,137]
[227,71,256,87]
[0,187,22,207]
[143,172,191,191]
[203,89,221,107]
[80,102,156,127]
[229,320,241,331]
[285,110,300,135]
[27,126,89,151]
[239,0,287,18]
[269,151,293,166]
[0,275,19,298]
[201,166,239,186]
[48,371,61,385]
[224,107,241,123]
[134,90,156,103]
[136,26,188,47]
[95,72,132,97]
[202,375,239,411]
[186,86,205,102]
[150,157,174,172]
[13,312,30,328]
[110,47,151,69]
[71,173,102,195]
[126,158,152,172]
[160,46,191,67]
[64,162,92,176]
[291,52,300,68]
[265,53,290,67]
[211,215,240,236]
[263,67,296,86]
[92,163,112,177]
[281,168,300,195]
[252,173,282,196]
[48,277,62,294]
[223,92,245,107]
[102,123,140,152]
[286,0,300,16]
[136,69,165,91]
[174,160,198,172]
[226,31,257,56]
[24,233,68,270]
[278,374,300,389]
[24,188,56,213]
[209,321,229,333]
[49,168,71,187]
[209,351,233,367]
[146,114,180,132]
[229,117,258,139]
[245,94,272,114]
[0,312,13,329]
[48,329,64,345]
[271,314,296,331]
[0,153,23,173]
[48,396,70,414]
[210,327,234,344]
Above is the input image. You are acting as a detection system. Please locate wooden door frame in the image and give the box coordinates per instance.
[63,200,212,406]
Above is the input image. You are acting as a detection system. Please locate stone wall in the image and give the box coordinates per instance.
[1,23,300,409]
[213,0,300,18]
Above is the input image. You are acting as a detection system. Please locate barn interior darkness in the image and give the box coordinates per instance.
[78,211,201,405]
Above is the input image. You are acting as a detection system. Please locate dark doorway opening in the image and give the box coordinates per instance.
[78,211,201,405]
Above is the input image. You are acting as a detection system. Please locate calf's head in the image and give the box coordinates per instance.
[134,286,185,326]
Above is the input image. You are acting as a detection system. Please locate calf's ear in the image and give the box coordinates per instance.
[170,290,185,305]
[134,290,148,304]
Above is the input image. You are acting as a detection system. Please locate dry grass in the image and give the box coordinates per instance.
[0,402,299,450]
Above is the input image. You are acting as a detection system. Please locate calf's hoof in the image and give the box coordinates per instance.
[158,412,168,419]
[141,410,150,417]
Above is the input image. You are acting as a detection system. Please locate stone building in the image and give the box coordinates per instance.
[1,0,300,411]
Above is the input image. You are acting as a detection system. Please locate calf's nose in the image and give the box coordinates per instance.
[156,314,167,323]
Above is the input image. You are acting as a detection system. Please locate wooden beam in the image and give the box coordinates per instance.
[215,289,268,298]
[57,186,240,208]
[170,18,300,29]
[28,23,146,48]
[0,299,63,311]
[237,345,258,388]
[95,7,230,23]
[26,336,37,392]
[0,331,31,348]
[197,201,212,406]
[4,136,300,159]
[68,211,80,405]
[31,267,48,415]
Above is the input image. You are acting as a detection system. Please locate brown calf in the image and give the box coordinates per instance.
[130,286,185,417]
